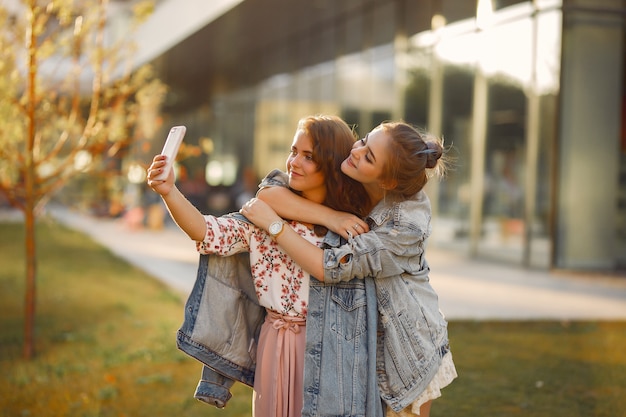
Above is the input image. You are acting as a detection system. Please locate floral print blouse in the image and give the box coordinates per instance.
[196,215,323,318]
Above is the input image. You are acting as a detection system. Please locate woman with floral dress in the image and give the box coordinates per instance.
[147,115,371,417]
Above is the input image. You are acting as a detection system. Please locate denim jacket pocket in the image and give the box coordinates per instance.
[329,282,367,341]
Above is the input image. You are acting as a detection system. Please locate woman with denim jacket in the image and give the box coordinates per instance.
[147,115,374,417]
[242,121,458,416]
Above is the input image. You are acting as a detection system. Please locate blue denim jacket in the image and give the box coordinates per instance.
[323,190,450,412]
[176,212,384,416]
[301,232,383,417]
[176,244,264,407]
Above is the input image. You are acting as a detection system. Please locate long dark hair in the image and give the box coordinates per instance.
[298,115,372,219]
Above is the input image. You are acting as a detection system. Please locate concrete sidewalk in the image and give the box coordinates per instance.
[28,206,626,320]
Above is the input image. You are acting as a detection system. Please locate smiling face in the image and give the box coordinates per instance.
[286,129,326,204]
[340,126,393,203]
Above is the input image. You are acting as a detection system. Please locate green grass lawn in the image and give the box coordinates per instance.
[0,220,252,417]
[1,219,625,416]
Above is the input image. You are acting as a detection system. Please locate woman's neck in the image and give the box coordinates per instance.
[365,184,384,207]
[302,190,325,205]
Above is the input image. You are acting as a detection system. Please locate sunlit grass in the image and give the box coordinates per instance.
[0,220,252,417]
[438,321,626,416]
[1,219,625,416]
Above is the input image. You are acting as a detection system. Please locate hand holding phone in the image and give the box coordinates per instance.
[154,126,186,181]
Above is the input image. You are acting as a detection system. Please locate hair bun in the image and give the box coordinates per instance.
[425,141,443,169]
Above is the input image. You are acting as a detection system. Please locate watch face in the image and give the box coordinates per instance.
[270,221,282,235]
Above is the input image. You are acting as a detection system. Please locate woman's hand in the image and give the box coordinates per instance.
[240,198,282,232]
[147,155,174,196]
[326,212,369,240]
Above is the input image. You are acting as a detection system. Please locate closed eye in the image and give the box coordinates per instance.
[359,136,374,163]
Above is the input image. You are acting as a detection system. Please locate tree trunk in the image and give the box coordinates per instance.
[23,207,36,360]
[23,1,38,360]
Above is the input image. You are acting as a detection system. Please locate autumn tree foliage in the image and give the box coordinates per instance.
[0,0,166,359]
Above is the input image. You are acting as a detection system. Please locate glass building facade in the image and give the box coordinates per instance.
[146,0,625,273]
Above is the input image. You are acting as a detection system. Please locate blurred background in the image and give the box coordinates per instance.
[2,3,624,415]
[3,0,625,274]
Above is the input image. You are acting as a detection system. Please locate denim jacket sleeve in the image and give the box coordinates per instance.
[257,169,289,192]
[322,201,429,284]
[193,364,236,408]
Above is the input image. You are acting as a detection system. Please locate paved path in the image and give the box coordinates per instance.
[21,206,626,320]
[47,206,199,297]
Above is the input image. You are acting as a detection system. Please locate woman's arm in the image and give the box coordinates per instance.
[257,182,369,239]
[243,198,424,284]
[147,155,207,241]
[241,198,325,279]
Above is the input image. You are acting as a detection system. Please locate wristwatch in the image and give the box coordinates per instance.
[268,220,286,238]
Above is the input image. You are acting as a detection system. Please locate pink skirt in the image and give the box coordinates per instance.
[253,310,307,417]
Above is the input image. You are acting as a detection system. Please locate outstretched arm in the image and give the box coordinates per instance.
[257,184,369,239]
[147,155,207,241]
[241,198,325,280]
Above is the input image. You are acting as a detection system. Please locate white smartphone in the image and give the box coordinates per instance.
[155,125,186,181]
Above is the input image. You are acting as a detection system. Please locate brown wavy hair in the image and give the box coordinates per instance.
[378,121,447,199]
[297,115,372,219]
